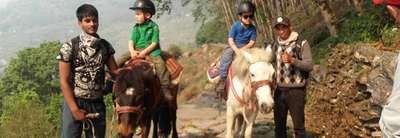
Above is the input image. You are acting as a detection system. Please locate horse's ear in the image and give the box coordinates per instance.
[265,45,272,53]
[242,51,253,63]
[265,45,273,62]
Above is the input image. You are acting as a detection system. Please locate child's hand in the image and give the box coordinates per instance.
[137,51,147,59]
[233,48,242,55]
[130,51,139,59]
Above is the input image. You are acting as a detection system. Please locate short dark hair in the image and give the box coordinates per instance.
[76,4,98,21]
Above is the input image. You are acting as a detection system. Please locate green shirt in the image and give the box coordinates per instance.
[130,20,161,57]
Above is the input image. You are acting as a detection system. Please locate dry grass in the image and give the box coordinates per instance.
[177,44,224,104]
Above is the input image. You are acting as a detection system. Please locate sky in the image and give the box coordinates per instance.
[0,0,11,8]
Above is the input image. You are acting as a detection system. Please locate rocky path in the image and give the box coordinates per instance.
[176,90,292,138]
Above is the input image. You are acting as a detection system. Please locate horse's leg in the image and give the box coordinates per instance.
[152,111,159,138]
[159,105,171,138]
[244,121,254,138]
[171,107,178,138]
[243,112,257,138]
[226,105,235,138]
[235,114,245,137]
[170,86,179,138]
[142,118,151,138]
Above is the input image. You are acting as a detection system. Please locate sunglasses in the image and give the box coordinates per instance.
[242,14,254,19]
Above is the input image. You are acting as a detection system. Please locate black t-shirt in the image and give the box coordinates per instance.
[57,32,115,99]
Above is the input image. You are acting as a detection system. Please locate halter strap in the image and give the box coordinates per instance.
[228,66,247,105]
[227,66,274,106]
[251,80,274,94]
[115,105,143,114]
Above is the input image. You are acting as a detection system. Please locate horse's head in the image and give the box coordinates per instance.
[113,61,149,137]
[235,47,275,113]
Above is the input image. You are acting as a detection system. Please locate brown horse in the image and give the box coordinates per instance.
[112,58,179,138]
[113,59,161,138]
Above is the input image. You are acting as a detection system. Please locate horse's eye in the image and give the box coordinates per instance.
[250,73,255,77]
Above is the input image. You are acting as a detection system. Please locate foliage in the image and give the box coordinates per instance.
[336,1,393,43]
[168,44,183,58]
[0,41,63,137]
[0,41,61,100]
[44,93,63,129]
[182,0,220,23]
[195,17,228,45]
[0,91,59,138]
[381,26,400,46]
[312,37,338,64]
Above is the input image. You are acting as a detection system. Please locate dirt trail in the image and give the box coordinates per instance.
[176,90,291,138]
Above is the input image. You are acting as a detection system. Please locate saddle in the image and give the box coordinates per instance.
[124,51,184,85]
[161,51,184,85]
[207,56,222,84]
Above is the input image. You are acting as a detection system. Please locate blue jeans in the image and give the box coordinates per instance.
[61,98,106,138]
[219,47,235,80]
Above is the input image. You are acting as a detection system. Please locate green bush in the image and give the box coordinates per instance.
[381,26,400,46]
[195,17,227,45]
[0,41,61,100]
[312,37,338,64]
[337,1,393,43]
[0,91,59,137]
[168,44,183,58]
[44,93,63,128]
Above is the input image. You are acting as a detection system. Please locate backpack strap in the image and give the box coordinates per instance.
[70,36,80,68]
[69,36,80,86]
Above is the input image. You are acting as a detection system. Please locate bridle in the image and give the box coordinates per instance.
[114,98,144,114]
[227,62,275,106]
[113,59,151,116]
[250,80,274,96]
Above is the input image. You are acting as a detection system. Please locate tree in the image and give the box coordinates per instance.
[0,41,61,100]
[314,0,338,37]
[195,17,228,45]
[352,0,364,15]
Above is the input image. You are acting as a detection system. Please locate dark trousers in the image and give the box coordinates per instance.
[273,87,306,138]
[61,98,106,138]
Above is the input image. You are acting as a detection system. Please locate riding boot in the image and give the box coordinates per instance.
[215,78,227,100]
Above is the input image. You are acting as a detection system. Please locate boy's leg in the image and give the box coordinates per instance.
[219,47,235,80]
[61,100,83,138]
[151,56,174,104]
[216,47,234,96]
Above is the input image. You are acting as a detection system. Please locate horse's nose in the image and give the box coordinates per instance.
[261,103,267,109]
[261,103,273,113]
[118,133,133,138]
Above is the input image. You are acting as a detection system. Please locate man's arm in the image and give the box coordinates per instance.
[106,55,119,75]
[59,61,86,120]
[292,41,313,72]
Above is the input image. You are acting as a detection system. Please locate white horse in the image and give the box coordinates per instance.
[225,47,275,138]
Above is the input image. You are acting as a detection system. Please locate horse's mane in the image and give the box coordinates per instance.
[113,65,145,97]
[231,48,272,80]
